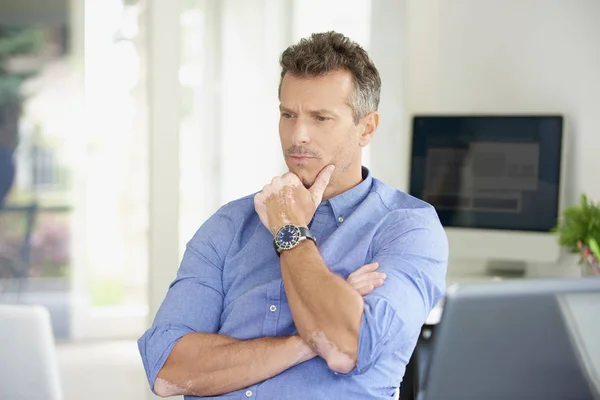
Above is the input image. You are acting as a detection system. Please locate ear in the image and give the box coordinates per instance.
[359,112,379,147]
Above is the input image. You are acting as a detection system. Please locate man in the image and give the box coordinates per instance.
[138,31,448,399]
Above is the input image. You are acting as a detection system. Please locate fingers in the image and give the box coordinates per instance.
[356,285,373,296]
[347,261,387,297]
[355,279,385,296]
[262,173,301,196]
[254,192,265,207]
[308,165,335,205]
[282,171,301,186]
[348,271,387,286]
[348,262,379,277]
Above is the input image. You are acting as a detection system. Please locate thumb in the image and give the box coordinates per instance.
[309,165,335,205]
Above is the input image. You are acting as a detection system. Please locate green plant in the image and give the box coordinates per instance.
[0,27,43,149]
[0,27,43,106]
[555,194,600,262]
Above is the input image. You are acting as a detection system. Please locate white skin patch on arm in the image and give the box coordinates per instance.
[308,331,355,371]
[154,377,187,397]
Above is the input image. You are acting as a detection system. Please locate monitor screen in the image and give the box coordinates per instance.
[409,115,563,232]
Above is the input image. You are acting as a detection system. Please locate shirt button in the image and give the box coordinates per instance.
[245,390,253,397]
[338,216,344,223]
[269,305,277,312]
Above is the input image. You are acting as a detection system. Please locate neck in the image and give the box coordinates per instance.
[322,163,363,202]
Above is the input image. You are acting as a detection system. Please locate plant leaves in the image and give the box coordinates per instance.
[589,238,600,263]
[555,194,600,254]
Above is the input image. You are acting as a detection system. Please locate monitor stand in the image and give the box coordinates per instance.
[485,260,527,278]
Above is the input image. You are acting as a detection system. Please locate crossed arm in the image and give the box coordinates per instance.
[146,254,384,397]
[279,240,366,373]
[139,207,447,398]
[154,333,315,397]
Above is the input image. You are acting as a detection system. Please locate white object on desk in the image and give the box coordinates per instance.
[0,304,63,400]
[558,292,600,396]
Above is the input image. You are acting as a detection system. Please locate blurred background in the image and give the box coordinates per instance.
[0,0,598,399]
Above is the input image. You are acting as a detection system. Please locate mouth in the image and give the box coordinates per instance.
[288,155,315,163]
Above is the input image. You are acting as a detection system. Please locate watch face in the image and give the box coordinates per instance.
[275,225,301,250]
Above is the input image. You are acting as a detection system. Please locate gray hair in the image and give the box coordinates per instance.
[278,31,381,124]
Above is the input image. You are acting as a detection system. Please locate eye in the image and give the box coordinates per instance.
[281,112,293,119]
[315,115,330,122]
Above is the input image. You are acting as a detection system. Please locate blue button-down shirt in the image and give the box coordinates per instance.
[138,167,448,399]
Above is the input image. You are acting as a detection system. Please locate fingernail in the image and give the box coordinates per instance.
[380,273,386,279]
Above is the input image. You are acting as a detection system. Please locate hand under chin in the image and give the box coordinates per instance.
[288,164,332,189]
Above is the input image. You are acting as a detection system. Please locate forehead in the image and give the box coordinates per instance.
[280,70,354,110]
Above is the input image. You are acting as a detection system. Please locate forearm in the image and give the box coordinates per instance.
[155,332,315,397]
[280,240,364,373]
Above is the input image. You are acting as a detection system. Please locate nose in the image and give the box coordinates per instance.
[291,118,311,146]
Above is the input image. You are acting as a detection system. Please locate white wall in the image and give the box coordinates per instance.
[219,0,292,203]
[368,0,408,191]
[405,0,600,205]
[401,0,600,274]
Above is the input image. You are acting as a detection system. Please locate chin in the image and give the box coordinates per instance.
[299,176,315,189]
[287,164,317,187]
[296,171,317,188]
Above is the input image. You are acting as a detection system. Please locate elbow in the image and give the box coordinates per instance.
[154,384,172,398]
[308,331,358,374]
[155,370,215,398]
[154,367,193,398]
[154,376,187,398]
[303,325,360,375]
[327,355,357,374]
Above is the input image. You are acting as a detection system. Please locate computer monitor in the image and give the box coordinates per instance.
[409,115,565,269]
[419,277,600,400]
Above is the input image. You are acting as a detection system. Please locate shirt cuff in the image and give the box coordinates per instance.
[138,324,192,392]
[336,297,400,376]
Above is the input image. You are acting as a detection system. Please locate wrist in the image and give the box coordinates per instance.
[279,238,315,259]
[271,219,307,236]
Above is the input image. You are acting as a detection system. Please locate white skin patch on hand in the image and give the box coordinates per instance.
[278,186,296,203]
[285,190,296,202]
[279,212,291,225]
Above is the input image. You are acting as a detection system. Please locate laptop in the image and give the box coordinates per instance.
[418,277,600,400]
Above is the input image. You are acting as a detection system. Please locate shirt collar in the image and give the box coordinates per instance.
[319,166,373,226]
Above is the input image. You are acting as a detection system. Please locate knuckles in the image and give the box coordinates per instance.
[261,173,301,195]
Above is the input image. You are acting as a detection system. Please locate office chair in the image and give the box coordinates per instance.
[399,323,438,400]
[399,344,420,400]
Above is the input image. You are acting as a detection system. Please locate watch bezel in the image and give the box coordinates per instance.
[274,224,302,251]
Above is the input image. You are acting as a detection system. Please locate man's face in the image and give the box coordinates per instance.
[278,70,365,188]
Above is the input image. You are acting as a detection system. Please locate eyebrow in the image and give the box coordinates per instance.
[279,105,337,117]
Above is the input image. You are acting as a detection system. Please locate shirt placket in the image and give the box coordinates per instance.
[262,279,281,337]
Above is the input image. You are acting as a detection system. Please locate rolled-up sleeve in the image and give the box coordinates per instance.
[137,205,236,392]
[345,206,448,376]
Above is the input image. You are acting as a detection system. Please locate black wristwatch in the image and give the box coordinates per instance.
[273,224,316,256]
